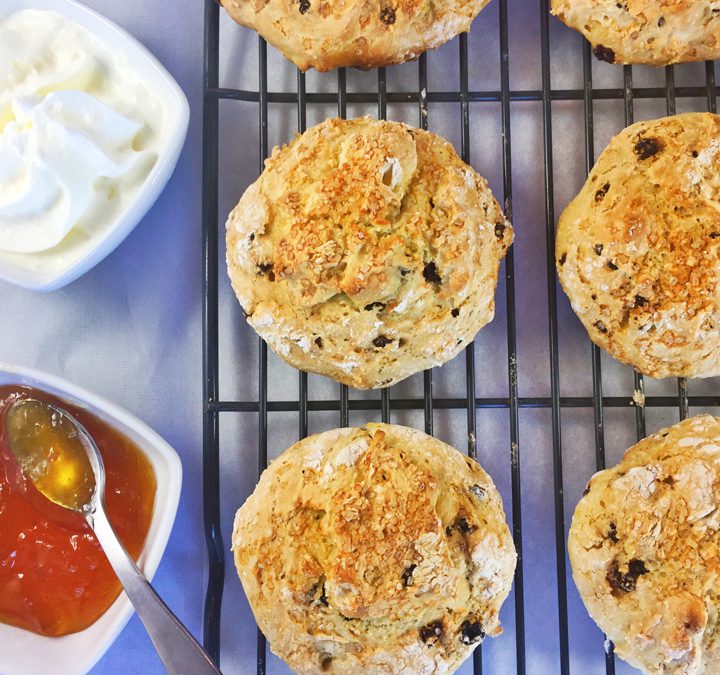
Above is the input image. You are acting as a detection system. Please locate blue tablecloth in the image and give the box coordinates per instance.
[1,1,204,671]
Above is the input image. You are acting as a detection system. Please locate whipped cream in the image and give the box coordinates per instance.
[0,92,155,253]
[0,9,162,256]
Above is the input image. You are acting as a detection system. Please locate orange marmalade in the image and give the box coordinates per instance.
[0,385,157,636]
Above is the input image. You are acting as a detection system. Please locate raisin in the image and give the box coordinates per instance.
[711,232,720,239]
[692,150,699,158]
[423,262,441,284]
[419,620,444,643]
[445,526,452,537]
[657,16,665,26]
[379,6,396,24]
[373,335,393,348]
[593,44,616,63]
[594,320,608,333]
[456,517,477,534]
[319,584,329,606]
[559,253,567,265]
[634,137,662,160]
[402,564,417,587]
[495,222,506,239]
[582,483,591,496]
[249,233,255,241]
[593,243,604,256]
[635,294,647,307]
[299,0,310,12]
[607,261,618,270]
[258,263,275,282]
[315,337,323,349]
[400,267,411,276]
[629,558,649,578]
[607,558,648,593]
[594,183,610,202]
[364,302,387,311]
[451,308,460,318]
[429,197,435,208]
[608,522,618,542]
[308,580,328,606]
[459,620,485,645]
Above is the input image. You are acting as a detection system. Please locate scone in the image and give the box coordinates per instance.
[226,117,512,389]
[556,113,720,379]
[232,423,516,675]
[552,0,720,65]
[569,415,720,674]
[220,0,488,72]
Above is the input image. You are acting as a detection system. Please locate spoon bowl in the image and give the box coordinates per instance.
[7,398,99,514]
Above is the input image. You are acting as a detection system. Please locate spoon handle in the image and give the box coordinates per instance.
[90,506,222,675]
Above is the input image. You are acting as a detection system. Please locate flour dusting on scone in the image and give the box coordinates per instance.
[232,423,516,674]
[552,0,720,65]
[569,415,720,674]
[220,0,489,72]
[226,117,512,389]
[556,113,720,379]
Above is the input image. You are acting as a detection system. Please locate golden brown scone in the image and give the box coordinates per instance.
[569,415,720,674]
[226,117,512,389]
[552,0,720,65]
[556,113,720,379]
[232,423,516,675]
[220,0,488,72]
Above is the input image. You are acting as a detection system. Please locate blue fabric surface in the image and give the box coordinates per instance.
[0,1,205,672]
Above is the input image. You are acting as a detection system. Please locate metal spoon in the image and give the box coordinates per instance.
[6,398,221,675]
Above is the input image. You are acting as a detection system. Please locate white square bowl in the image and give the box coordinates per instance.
[0,0,190,291]
[0,362,183,675]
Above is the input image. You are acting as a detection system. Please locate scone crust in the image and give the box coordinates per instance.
[226,117,512,389]
[556,113,720,379]
[232,423,516,675]
[552,0,720,65]
[569,415,720,674]
[220,0,488,72]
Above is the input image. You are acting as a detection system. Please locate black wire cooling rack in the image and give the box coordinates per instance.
[202,1,720,673]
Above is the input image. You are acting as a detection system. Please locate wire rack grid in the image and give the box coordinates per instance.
[202,1,720,673]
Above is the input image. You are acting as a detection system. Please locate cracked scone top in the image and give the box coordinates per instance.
[569,415,720,674]
[232,424,516,675]
[552,0,720,65]
[226,117,512,389]
[556,113,720,379]
[220,0,488,72]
